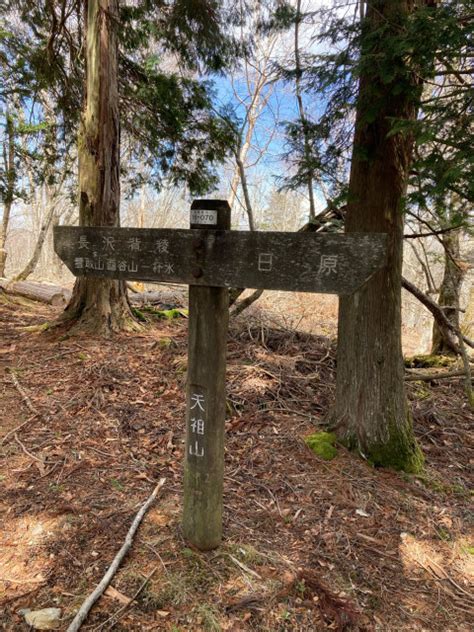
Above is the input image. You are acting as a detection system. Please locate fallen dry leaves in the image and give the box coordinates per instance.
[0,294,472,631]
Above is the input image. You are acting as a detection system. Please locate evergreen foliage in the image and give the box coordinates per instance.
[0,0,243,195]
[270,0,473,225]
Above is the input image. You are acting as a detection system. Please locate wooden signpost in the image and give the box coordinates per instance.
[54,199,387,550]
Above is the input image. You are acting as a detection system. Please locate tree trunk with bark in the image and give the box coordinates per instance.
[328,0,426,473]
[431,230,465,354]
[12,191,57,282]
[0,111,15,278]
[60,0,136,334]
[463,285,474,341]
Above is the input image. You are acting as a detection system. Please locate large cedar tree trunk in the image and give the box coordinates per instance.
[61,0,135,334]
[431,230,465,354]
[329,0,427,472]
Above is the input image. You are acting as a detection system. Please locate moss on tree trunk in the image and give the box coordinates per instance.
[339,410,423,473]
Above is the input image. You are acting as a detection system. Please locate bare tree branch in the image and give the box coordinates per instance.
[402,276,474,352]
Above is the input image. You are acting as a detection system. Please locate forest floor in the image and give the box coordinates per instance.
[0,293,472,631]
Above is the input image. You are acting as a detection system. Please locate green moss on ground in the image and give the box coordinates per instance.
[131,307,147,322]
[142,305,188,319]
[132,306,188,322]
[158,337,173,348]
[305,432,338,461]
[404,354,454,369]
[410,382,432,400]
[22,321,53,332]
[160,308,187,320]
[416,472,471,498]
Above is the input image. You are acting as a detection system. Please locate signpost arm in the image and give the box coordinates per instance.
[182,200,231,550]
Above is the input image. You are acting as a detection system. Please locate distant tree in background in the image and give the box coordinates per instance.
[225,0,281,232]
[0,108,16,278]
[431,225,466,355]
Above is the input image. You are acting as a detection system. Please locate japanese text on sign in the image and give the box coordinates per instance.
[189,391,206,457]
[72,234,176,277]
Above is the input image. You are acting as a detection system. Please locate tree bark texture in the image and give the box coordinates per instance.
[0,199,12,279]
[431,230,465,355]
[0,112,15,278]
[61,0,135,334]
[329,0,426,472]
[463,286,474,341]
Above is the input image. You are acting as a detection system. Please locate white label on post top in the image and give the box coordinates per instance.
[190,209,218,225]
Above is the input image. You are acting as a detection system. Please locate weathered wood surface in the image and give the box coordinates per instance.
[0,278,71,306]
[54,226,387,295]
[182,200,230,550]
[128,290,185,306]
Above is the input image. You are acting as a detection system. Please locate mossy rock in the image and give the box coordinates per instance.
[404,354,453,369]
[305,432,338,461]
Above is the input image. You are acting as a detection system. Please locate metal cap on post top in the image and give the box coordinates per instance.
[190,199,231,231]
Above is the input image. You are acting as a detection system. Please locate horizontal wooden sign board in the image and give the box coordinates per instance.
[54,226,387,295]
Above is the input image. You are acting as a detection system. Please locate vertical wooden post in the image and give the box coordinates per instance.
[182,199,231,550]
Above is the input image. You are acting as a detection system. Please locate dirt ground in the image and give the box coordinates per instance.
[0,294,472,631]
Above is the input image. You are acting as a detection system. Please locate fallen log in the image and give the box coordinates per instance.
[0,278,186,309]
[129,291,169,304]
[0,278,71,306]
[405,367,474,382]
[128,288,186,307]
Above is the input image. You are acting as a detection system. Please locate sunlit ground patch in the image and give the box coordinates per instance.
[0,514,61,598]
[399,531,474,622]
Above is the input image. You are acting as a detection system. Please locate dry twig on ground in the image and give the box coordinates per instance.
[9,370,39,416]
[1,371,44,445]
